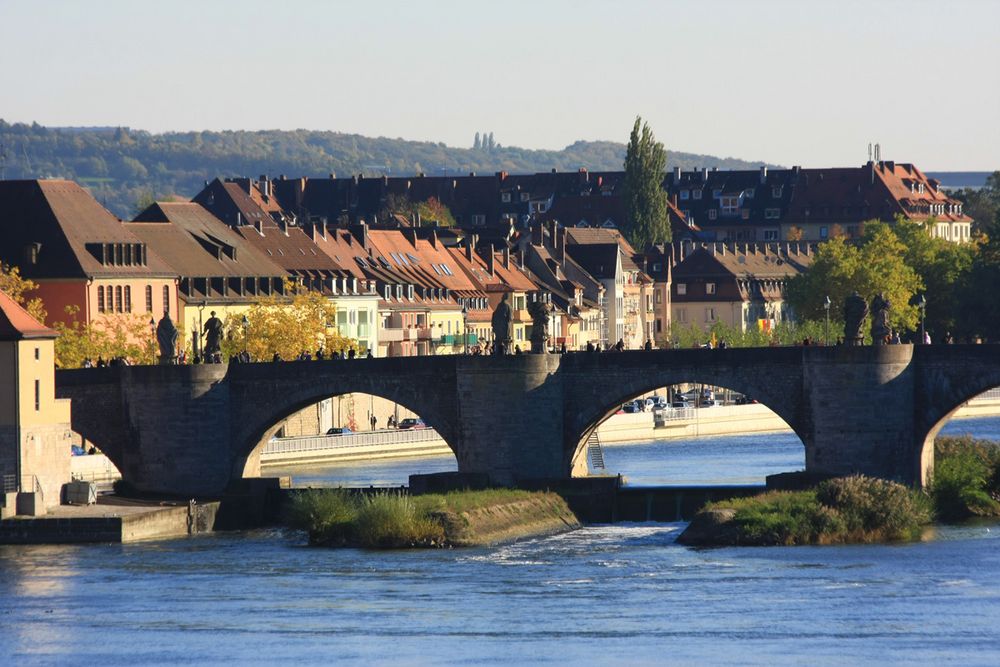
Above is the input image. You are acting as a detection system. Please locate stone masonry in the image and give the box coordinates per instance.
[56,345,1000,496]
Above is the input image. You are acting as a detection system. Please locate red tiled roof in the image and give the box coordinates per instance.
[0,290,56,340]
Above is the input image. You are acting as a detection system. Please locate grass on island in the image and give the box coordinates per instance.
[690,436,1000,546]
[285,488,540,548]
[700,476,932,546]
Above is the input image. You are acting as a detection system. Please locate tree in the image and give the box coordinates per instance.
[0,263,46,322]
[622,117,670,249]
[52,306,156,368]
[785,223,923,334]
[786,226,804,241]
[487,132,495,152]
[473,132,481,151]
[415,197,456,227]
[221,282,359,361]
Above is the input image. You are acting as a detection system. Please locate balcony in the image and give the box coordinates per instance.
[380,328,405,342]
[435,333,479,346]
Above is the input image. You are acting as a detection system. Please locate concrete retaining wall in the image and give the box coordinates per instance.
[597,404,791,444]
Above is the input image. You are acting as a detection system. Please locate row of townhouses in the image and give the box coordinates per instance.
[0,157,972,359]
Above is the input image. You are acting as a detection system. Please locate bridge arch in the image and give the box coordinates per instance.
[560,349,807,477]
[915,346,1000,487]
[227,358,462,481]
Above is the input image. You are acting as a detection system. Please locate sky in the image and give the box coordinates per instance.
[1,0,998,170]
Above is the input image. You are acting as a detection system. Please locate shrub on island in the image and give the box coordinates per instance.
[678,476,931,546]
[931,436,1000,521]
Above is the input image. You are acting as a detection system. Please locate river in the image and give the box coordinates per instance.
[2,417,999,665]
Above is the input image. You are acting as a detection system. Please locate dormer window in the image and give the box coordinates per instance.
[771,186,783,198]
[712,188,722,198]
[680,189,690,200]
[501,192,511,203]
[471,214,486,226]
[720,196,739,215]
[692,189,702,200]
[708,209,718,220]
[520,192,530,202]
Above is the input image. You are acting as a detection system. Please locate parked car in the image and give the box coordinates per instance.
[326,427,352,435]
[621,402,643,414]
[671,399,692,408]
[398,418,427,430]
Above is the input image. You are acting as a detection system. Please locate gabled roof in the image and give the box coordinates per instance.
[0,180,175,280]
[127,202,288,279]
[564,243,621,280]
[0,290,56,340]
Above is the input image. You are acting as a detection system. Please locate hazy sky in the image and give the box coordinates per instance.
[2,0,998,170]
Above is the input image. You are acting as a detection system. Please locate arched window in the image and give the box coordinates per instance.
[114,286,123,312]
[145,285,153,312]
[162,285,170,315]
[124,286,132,313]
[97,286,105,313]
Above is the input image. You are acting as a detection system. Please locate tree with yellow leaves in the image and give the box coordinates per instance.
[0,263,46,323]
[52,306,157,368]
[220,282,359,361]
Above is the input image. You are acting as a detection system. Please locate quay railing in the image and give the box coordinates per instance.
[653,407,697,423]
[971,388,1000,401]
[264,427,443,455]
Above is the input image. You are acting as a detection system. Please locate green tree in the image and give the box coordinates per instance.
[52,306,156,368]
[622,117,670,249]
[786,223,923,334]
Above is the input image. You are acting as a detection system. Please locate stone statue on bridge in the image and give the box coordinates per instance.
[491,293,513,356]
[203,311,224,363]
[527,296,551,354]
[156,313,179,365]
[870,293,892,345]
[843,291,868,346]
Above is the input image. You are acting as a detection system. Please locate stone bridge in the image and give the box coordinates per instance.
[55,345,1000,497]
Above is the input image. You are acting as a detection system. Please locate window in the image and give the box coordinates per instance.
[706,283,716,295]
[692,189,702,200]
[34,347,39,360]
[708,209,718,220]
[520,192,530,202]
[124,286,132,312]
[145,285,153,312]
[712,188,722,198]
[471,214,486,226]
[680,189,690,200]
[763,230,779,241]
[114,286,123,312]
[656,319,662,333]
[765,208,780,219]
[162,285,170,314]
[677,283,687,295]
[771,186,783,198]
[745,188,755,199]
[677,308,687,323]
[820,226,829,239]
[501,192,511,203]
[34,379,40,411]
[721,196,739,215]
[705,307,716,323]
[654,290,662,304]
[97,286,105,313]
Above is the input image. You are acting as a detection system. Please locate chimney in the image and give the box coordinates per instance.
[235,211,242,227]
[531,224,543,246]
[487,244,496,277]
[496,171,508,181]
[253,218,263,235]
[502,247,510,269]
[465,235,474,262]
[556,226,566,261]
[673,166,681,181]
[578,167,589,183]
[759,166,767,184]
[359,222,369,250]
[701,167,708,182]
[430,230,438,248]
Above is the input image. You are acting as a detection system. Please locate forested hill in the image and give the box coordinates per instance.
[0,120,773,219]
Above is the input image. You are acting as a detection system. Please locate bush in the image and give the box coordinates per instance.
[817,476,930,540]
[285,488,358,545]
[931,436,1000,520]
[354,492,443,548]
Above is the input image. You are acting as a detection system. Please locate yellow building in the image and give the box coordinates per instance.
[0,291,72,517]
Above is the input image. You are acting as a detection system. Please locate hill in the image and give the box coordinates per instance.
[0,120,774,219]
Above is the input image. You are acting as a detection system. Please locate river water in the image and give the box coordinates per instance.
[2,417,999,665]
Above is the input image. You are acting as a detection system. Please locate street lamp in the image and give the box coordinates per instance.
[241,314,249,358]
[823,295,831,346]
[461,301,469,355]
[918,294,927,344]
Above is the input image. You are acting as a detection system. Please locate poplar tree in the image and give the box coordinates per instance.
[473,132,481,150]
[622,117,670,249]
